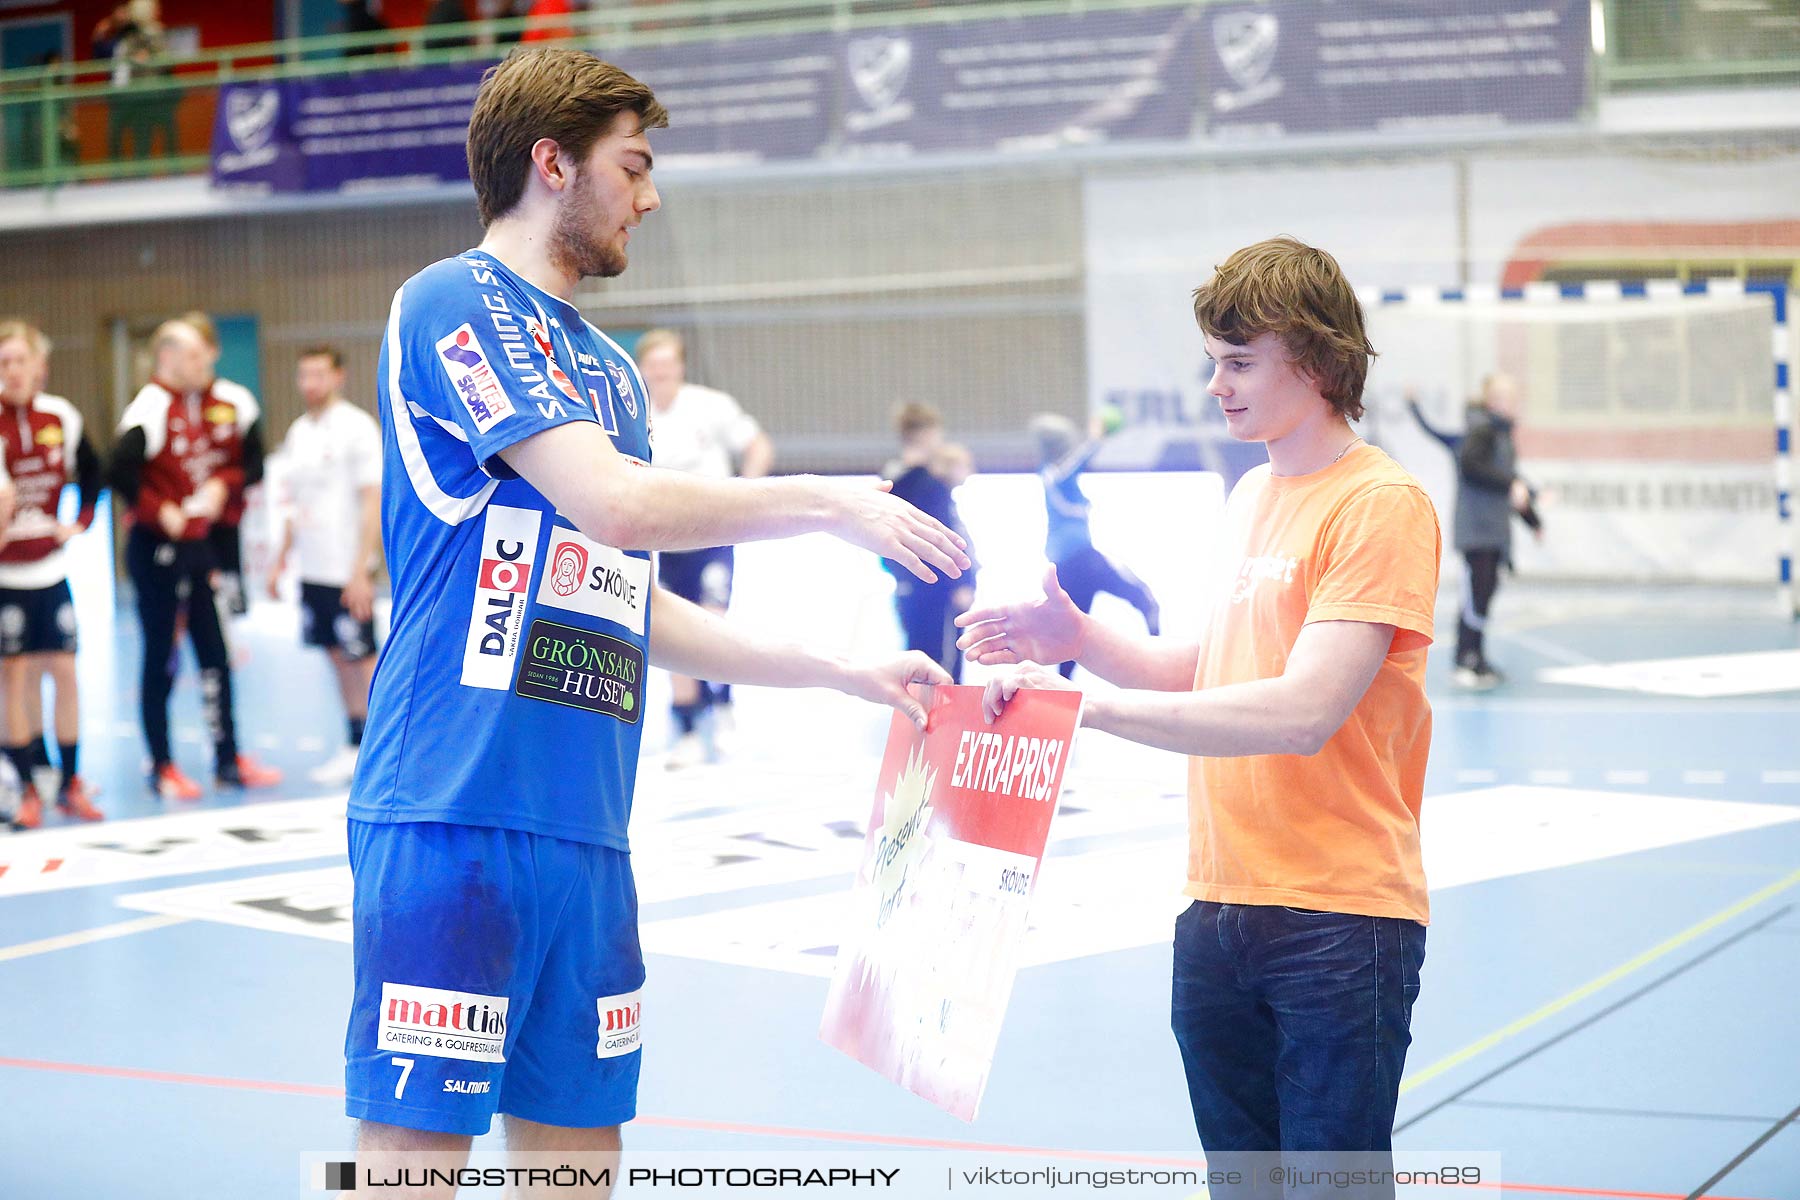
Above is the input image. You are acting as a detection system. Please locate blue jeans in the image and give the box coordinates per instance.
[1171,901,1425,1196]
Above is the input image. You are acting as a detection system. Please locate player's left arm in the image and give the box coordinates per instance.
[647,584,949,729]
[0,452,14,542]
[340,484,381,621]
[240,419,267,488]
[722,394,773,479]
[55,432,103,543]
[193,417,266,522]
[340,419,383,621]
[997,619,1391,756]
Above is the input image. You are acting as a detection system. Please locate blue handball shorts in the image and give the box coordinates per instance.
[344,819,645,1136]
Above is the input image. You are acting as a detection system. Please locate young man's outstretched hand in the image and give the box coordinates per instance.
[953,565,1084,667]
[952,565,1086,723]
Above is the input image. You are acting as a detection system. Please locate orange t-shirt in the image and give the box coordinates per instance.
[1186,442,1441,924]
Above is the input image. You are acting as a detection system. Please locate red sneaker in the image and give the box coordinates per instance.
[218,755,283,789]
[153,763,204,802]
[57,777,105,822]
[12,785,42,830]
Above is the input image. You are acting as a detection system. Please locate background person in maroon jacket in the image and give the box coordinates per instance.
[0,321,104,829]
[180,311,261,621]
[110,320,282,800]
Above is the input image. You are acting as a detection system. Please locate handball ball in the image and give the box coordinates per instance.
[1099,404,1127,436]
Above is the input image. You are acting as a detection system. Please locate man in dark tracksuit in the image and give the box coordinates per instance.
[1454,373,1542,689]
[111,320,283,798]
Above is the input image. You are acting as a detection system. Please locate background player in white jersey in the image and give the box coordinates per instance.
[634,327,774,766]
[266,345,382,786]
[345,49,968,1195]
[0,321,104,829]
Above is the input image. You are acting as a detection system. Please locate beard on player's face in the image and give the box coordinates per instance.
[549,169,628,282]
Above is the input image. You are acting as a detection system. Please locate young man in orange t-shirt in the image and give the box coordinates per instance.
[959,237,1440,1174]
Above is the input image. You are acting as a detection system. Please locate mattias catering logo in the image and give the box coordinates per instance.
[514,619,643,722]
[1211,11,1283,115]
[378,982,508,1063]
[595,989,643,1060]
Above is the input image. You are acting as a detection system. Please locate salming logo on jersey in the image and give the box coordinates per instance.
[460,504,543,689]
[465,261,592,423]
[524,316,585,408]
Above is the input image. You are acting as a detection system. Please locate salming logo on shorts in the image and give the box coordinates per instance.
[596,990,642,1059]
[379,983,509,1062]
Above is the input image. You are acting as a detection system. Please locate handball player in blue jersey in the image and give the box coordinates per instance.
[1028,413,1159,678]
[343,48,968,1193]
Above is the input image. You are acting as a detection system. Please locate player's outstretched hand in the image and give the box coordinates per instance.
[827,479,969,584]
[981,662,1075,724]
[955,565,1085,667]
[843,651,953,731]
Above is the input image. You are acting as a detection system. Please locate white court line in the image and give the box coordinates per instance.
[1529,769,1573,785]
[1455,769,1498,784]
[1434,699,1800,715]
[0,915,188,964]
[1682,770,1728,785]
[1763,770,1800,785]
[1604,769,1652,785]
[1492,627,1600,667]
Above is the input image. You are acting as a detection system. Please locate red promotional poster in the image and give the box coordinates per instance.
[819,683,1083,1121]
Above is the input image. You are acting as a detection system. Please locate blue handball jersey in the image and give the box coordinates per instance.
[1041,441,1100,562]
[349,250,653,849]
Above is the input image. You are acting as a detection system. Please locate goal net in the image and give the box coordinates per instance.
[1360,282,1791,604]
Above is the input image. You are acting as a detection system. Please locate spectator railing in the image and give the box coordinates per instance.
[1,0,1796,192]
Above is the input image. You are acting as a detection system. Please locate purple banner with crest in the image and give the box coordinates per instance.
[212,11,1203,191]
[212,62,492,192]
[213,3,1589,192]
[609,32,836,165]
[836,8,1201,158]
[1201,0,1589,137]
